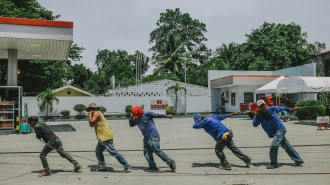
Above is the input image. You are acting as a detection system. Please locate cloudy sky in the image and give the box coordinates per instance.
[38,0,330,74]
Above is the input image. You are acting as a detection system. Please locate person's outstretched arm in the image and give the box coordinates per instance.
[214,112,238,121]
[269,106,293,113]
[145,111,173,119]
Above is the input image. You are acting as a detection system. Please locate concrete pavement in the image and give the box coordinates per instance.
[0,117,329,185]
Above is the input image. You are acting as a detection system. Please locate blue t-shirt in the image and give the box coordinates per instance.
[129,111,168,139]
[253,106,292,138]
[193,114,231,141]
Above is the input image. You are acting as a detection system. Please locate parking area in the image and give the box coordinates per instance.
[0,117,329,185]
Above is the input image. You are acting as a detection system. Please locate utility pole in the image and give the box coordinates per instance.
[185,57,187,115]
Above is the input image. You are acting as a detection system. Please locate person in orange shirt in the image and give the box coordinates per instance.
[87,103,130,172]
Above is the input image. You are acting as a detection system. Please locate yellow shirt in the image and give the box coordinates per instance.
[94,111,114,142]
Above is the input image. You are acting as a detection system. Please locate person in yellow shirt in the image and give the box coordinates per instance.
[87,103,130,172]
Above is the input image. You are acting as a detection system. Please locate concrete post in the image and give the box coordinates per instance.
[7,49,18,86]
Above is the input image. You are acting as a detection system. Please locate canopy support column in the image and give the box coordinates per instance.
[7,49,18,86]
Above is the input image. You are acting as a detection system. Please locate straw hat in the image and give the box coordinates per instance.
[86,103,99,112]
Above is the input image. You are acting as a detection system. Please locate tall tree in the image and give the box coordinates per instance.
[95,49,149,88]
[234,22,325,71]
[166,82,187,115]
[149,8,210,67]
[0,0,60,20]
[36,88,59,117]
[67,63,93,89]
[153,34,189,75]
[212,43,238,70]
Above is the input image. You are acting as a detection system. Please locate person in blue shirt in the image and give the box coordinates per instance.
[253,99,304,169]
[193,112,251,170]
[129,105,176,172]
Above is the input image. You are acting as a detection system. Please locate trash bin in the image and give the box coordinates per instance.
[19,118,31,134]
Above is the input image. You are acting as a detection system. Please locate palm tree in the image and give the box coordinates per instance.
[153,34,189,75]
[166,83,187,115]
[213,42,237,70]
[36,88,59,117]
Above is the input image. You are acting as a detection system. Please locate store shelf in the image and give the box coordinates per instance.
[0,119,14,122]
[0,104,15,131]
[0,111,14,113]
[0,127,14,130]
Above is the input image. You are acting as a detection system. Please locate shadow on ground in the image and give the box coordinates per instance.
[86,165,124,173]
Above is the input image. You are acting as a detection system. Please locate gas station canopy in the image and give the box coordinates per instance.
[0,17,74,86]
[0,17,73,61]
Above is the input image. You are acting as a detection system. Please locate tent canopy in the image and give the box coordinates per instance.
[277,76,330,93]
[255,76,286,94]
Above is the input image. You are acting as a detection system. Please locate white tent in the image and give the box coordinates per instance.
[255,76,286,94]
[277,76,330,93]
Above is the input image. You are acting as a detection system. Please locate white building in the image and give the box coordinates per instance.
[208,63,316,113]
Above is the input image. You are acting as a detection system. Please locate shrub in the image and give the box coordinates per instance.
[74,104,86,115]
[99,106,106,113]
[125,105,132,113]
[60,110,70,117]
[295,100,326,120]
[166,106,176,115]
[125,105,132,118]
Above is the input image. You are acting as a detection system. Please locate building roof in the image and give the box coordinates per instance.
[211,75,283,88]
[53,85,94,97]
[109,79,208,96]
[0,17,73,60]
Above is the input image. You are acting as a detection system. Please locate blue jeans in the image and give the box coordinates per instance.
[143,135,172,167]
[270,129,304,167]
[215,131,249,166]
[95,139,128,169]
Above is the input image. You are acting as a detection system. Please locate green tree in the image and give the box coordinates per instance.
[36,88,59,117]
[67,63,93,89]
[0,0,60,20]
[95,49,149,88]
[166,82,186,115]
[211,43,238,70]
[142,73,181,83]
[152,34,190,76]
[83,71,107,95]
[149,8,210,67]
[232,22,326,71]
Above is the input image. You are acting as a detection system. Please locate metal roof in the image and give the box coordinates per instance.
[0,17,73,61]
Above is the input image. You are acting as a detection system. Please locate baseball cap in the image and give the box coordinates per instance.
[257,99,265,107]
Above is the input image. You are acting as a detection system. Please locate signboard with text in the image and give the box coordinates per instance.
[150,100,168,110]
[317,116,329,123]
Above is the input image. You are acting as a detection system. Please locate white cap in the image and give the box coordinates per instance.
[257,99,265,106]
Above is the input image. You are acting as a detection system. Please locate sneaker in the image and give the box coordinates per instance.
[219,164,231,170]
[246,157,251,168]
[144,166,159,171]
[73,164,82,172]
[39,170,52,177]
[124,162,131,171]
[169,159,176,172]
[266,165,277,169]
[291,162,304,166]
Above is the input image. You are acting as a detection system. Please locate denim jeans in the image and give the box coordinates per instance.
[40,139,78,170]
[270,129,304,167]
[95,139,128,169]
[143,134,172,167]
[215,131,249,166]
